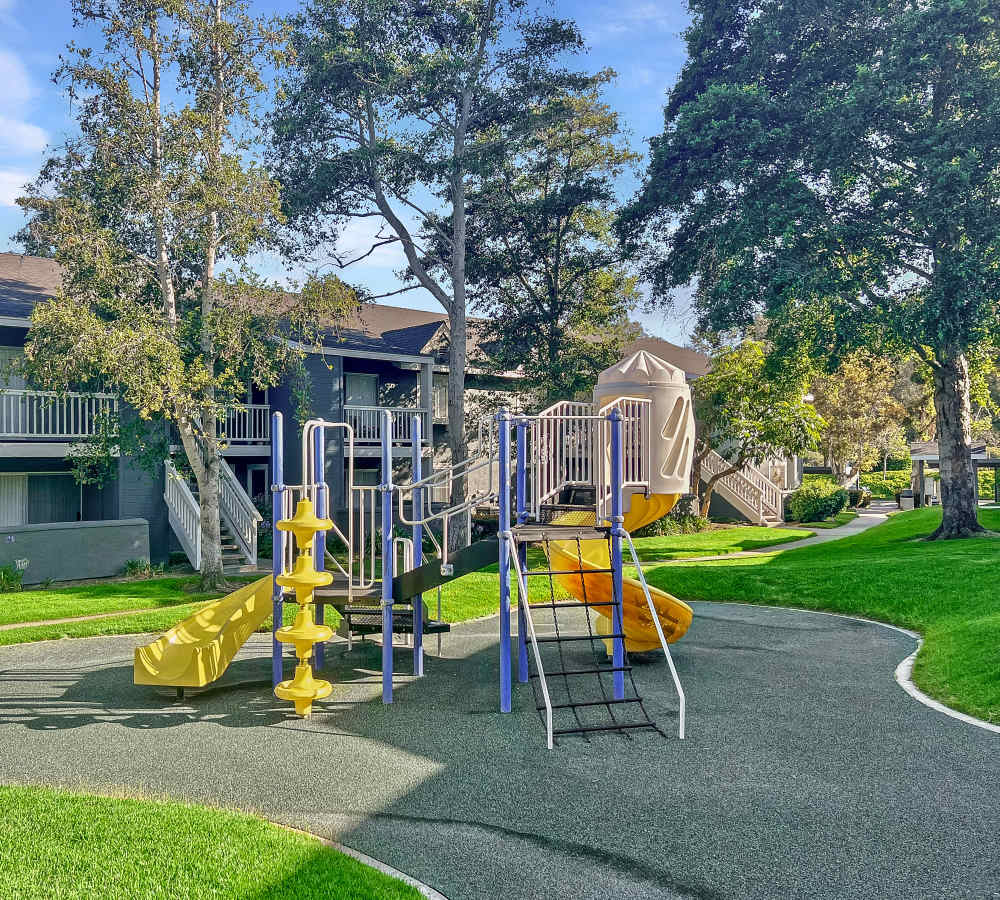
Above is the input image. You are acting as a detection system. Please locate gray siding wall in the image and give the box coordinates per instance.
[0,519,150,584]
[117,458,169,564]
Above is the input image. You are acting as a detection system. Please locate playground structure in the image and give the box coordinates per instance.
[135,350,696,748]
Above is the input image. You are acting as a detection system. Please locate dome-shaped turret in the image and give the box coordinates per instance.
[594,350,695,499]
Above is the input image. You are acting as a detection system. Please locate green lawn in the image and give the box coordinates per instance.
[630,525,811,561]
[645,507,1000,723]
[0,785,420,899]
[0,575,257,627]
[795,510,859,529]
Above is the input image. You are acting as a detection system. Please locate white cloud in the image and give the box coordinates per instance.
[334,216,410,270]
[585,2,689,45]
[0,115,47,153]
[0,170,31,207]
[0,48,33,108]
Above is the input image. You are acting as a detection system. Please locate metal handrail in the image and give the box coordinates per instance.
[622,530,685,739]
[505,531,553,750]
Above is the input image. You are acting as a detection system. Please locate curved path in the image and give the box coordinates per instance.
[0,601,997,900]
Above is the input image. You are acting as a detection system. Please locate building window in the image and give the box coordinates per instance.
[345,373,378,407]
[432,375,448,421]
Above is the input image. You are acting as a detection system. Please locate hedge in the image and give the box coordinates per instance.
[785,480,849,523]
[859,470,911,499]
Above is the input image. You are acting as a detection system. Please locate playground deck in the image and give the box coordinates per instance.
[1,601,996,900]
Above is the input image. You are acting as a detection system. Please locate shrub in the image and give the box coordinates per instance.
[785,481,849,523]
[859,470,911,499]
[634,496,710,536]
[848,487,872,508]
[121,559,164,579]
[0,564,24,593]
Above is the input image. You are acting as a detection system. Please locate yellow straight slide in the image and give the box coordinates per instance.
[548,494,693,653]
[134,576,273,688]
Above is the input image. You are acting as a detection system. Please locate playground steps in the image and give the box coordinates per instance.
[337,605,451,637]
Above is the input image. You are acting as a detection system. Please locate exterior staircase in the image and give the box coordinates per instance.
[699,448,784,526]
[164,457,262,573]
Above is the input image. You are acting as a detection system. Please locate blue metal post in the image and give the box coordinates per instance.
[271,411,284,689]
[609,409,626,701]
[411,414,424,677]
[313,425,327,670]
[381,410,394,704]
[515,419,529,683]
[498,409,512,713]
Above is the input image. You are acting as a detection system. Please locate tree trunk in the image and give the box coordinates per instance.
[446,299,469,551]
[197,445,226,590]
[929,351,984,539]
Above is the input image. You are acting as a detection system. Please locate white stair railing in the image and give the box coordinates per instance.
[700,448,783,524]
[219,459,263,565]
[165,457,262,570]
[164,459,201,569]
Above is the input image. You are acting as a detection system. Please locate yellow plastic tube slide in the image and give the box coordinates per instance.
[547,494,693,653]
[134,576,273,688]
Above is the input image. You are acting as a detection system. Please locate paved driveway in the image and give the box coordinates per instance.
[0,601,996,899]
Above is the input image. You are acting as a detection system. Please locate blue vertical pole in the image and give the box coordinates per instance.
[271,411,284,689]
[609,408,626,701]
[381,410,394,704]
[313,425,326,670]
[498,409,512,713]
[515,419,529,683]
[411,414,424,677]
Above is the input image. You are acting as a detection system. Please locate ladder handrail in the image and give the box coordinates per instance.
[505,531,553,750]
[621,530,686,739]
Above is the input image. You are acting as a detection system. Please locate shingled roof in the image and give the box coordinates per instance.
[0,252,711,376]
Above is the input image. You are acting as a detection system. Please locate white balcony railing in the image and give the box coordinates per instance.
[343,405,430,444]
[223,404,271,443]
[0,390,119,440]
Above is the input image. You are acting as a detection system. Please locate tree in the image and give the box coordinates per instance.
[16,0,357,588]
[463,79,640,407]
[269,0,589,546]
[691,341,822,517]
[810,353,908,484]
[621,0,1000,538]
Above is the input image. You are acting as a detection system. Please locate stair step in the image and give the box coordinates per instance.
[523,568,614,577]
[526,600,617,610]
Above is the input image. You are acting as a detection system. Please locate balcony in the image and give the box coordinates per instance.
[223,404,271,444]
[344,405,430,445]
[0,390,118,440]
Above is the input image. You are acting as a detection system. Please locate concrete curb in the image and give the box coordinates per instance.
[277,823,449,899]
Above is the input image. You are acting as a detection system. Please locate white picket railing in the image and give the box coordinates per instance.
[700,448,783,524]
[165,457,261,570]
[343,405,430,444]
[223,404,270,443]
[0,390,118,439]
[220,459,262,564]
[164,459,201,570]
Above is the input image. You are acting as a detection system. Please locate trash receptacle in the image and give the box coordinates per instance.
[899,489,914,510]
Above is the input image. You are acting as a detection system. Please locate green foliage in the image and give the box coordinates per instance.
[860,470,912,499]
[621,0,1000,535]
[463,77,641,406]
[978,467,997,500]
[633,496,710,537]
[785,481,849,523]
[120,559,166,579]
[0,565,24,593]
[693,340,822,512]
[848,488,872,509]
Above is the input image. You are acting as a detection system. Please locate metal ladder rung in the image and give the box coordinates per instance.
[535,633,625,643]
[522,568,613,577]
[553,721,658,736]
[530,664,631,678]
[538,698,642,712]
[525,600,617,610]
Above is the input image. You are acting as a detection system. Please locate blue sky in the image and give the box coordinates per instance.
[0,0,695,342]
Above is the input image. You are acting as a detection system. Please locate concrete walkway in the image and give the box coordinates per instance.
[658,501,895,564]
[0,597,996,900]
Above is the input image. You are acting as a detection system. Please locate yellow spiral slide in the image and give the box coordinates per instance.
[548,493,692,653]
[134,576,273,688]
